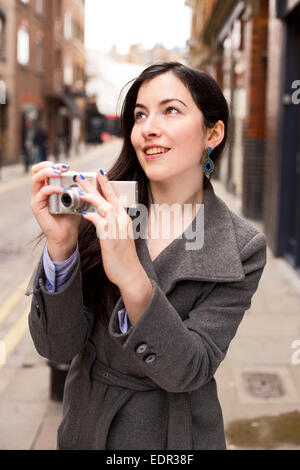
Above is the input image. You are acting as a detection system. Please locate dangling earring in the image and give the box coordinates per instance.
[202,147,214,179]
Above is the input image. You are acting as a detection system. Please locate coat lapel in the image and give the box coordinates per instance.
[134,179,245,296]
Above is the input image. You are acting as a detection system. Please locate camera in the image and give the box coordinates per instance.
[48,171,138,215]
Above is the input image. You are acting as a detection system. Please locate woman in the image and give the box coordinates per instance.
[28,62,267,450]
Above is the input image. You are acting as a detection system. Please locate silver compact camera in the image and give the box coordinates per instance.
[48,171,138,215]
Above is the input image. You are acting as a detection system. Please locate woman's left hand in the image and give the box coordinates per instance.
[77,170,142,290]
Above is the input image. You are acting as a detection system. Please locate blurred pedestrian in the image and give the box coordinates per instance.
[34,126,48,163]
[64,135,71,159]
[22,119,35,173]
[27,62,267,450]
[54,137,60,163]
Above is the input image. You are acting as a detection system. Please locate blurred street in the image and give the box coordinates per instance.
[0,139,299,450]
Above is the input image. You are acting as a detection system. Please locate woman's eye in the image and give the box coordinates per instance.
[134,111,146,121]
[165,106,179,115]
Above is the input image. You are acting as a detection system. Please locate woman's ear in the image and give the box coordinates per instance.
[206,120,225,149]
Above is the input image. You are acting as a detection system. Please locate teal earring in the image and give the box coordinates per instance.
[203,147,214,179]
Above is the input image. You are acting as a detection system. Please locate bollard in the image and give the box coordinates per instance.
[47,361,70,402]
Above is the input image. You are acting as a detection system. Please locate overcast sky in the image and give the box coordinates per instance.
[84,0,192,54]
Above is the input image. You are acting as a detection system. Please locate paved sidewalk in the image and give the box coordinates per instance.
[0,173,300,450]
[213,180,300,450]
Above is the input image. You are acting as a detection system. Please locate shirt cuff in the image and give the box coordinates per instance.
[118,307,131,333]
[43,243,79,293]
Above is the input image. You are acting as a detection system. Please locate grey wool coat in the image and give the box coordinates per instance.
[27,179,267,450]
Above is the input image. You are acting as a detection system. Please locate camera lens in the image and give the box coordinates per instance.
[61,192,72,207]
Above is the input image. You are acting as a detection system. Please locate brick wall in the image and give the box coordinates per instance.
[0,0,17,164]
[242,0,269,219]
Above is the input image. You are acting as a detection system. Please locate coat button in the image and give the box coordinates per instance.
[144,353,156,363]
[135,343,147,354]
[103,371,109,378]
[35,305,40,318]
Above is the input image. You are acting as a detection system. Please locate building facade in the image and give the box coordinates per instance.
[0,0,18,168]
[0,0,86,168]
[45,0,86,161]
[187,0,300,273]
[187,0,268,215]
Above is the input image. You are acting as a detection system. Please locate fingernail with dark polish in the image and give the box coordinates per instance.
[52,164,58,170]
[79,174,85,180]
[82,211,88,215]
[62,164,69,169]
[53,169,61,175]
[79,191,86,196]
[99,169,105,175]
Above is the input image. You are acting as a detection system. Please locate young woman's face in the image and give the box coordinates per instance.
[130,72,206,183]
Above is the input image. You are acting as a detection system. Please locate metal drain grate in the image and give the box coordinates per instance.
[242,372,285,399]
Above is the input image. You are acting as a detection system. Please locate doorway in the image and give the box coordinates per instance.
[281,4,300,269]
[287,5,300,268]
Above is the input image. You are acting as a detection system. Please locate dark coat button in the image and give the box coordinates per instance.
[35,305,40,318]
[144,353,156,363]
[135,343,147,354]
[103,371,109,378]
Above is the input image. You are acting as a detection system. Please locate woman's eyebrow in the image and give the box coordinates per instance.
[160,98,187,107]
[134,98,187,110]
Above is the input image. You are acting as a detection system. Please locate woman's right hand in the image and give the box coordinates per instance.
[31,161,81,261]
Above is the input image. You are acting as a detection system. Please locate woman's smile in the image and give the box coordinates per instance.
[144,145,171,159]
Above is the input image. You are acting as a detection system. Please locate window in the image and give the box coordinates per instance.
[54,19,62,40]
[0,14,5,60]
[64,12,72,40]
[36,38,44,72]
[64,56,73,85]
[55,48,62,69]
[54,49,62,92]
[19,0,30,4]
[17,27,30,65]
[0,80,6,105]
[35,0,44,15]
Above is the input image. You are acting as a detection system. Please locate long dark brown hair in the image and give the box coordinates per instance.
[72,62,229,327]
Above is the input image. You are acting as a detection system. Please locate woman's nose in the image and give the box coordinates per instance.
[141,114,162,138]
